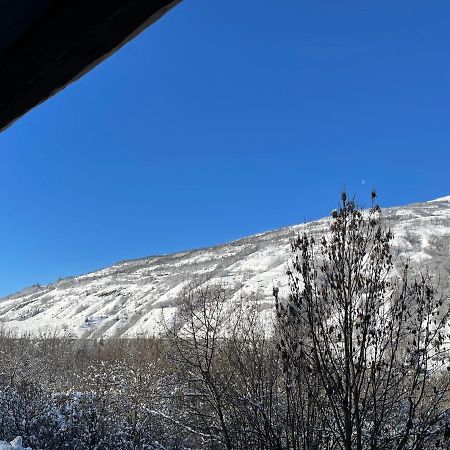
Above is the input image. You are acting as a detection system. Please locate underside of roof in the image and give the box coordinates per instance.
[0,0,180,131]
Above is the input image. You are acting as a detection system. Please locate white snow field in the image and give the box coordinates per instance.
[0,196,449,338]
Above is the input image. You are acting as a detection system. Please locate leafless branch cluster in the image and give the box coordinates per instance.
[274,192,450,450]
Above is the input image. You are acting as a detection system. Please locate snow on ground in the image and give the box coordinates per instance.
[0,437,32,450]
[0,195,449,337]
[429,195,450,203]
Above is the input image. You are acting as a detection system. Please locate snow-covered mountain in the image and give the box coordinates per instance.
[1,196,449,338]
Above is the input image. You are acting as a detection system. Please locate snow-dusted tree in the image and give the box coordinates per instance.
[274,192,450,450]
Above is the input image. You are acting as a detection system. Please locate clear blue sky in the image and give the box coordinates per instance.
[0,0,449,295]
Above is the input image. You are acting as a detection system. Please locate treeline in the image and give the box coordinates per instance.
[0,193,449,450]
[0,318,283,450]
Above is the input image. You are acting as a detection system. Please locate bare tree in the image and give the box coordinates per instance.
[225,298,285,450]
[274,192,450,450]
[165,280,234,449]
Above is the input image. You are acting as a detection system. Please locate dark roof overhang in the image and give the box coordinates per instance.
[0,0,180,131]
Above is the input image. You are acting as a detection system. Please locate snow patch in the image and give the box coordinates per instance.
[0,437,32,450]
[429,195,450,203]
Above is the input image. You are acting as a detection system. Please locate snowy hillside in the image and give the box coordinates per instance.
[1,196,449,338]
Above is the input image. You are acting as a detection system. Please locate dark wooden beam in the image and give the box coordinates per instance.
[0,0,181,131]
